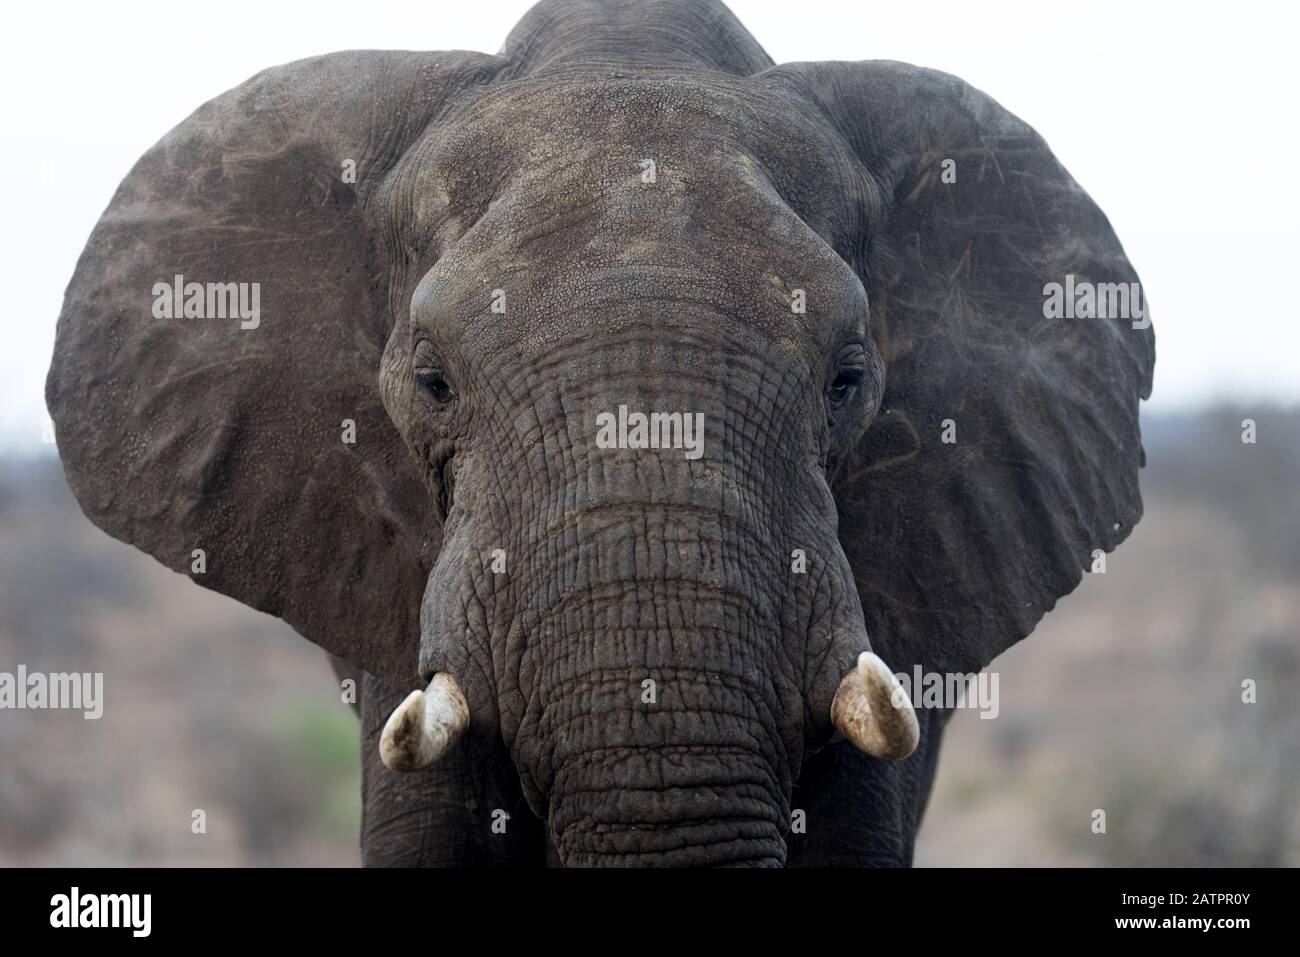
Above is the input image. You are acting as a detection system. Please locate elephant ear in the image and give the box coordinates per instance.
[765,61,1155,678]
[46,51,504,689]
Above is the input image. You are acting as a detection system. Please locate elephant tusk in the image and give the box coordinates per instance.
[380,673,470,772]
[831,651,920,760]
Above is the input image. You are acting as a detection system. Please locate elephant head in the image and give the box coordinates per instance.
[46,0,1154,866]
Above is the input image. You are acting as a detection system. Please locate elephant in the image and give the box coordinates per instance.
[45,0,1154,867]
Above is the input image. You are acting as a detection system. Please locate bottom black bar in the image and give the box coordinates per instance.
[0,867,1285,942]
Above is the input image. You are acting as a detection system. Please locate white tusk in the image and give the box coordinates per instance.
[379,672,470,772]
[830,651,920,760]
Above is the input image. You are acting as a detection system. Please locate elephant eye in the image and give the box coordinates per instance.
[415,367,453,401]
[412,339,453,402]
[827,366,864,403]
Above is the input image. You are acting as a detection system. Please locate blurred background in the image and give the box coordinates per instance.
[1,1,1297,865]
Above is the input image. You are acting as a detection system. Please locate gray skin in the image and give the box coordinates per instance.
[46,0,1154,867]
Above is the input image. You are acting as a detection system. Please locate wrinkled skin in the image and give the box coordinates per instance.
[47,0,1154,866]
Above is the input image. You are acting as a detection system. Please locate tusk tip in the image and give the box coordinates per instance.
[832,651,920,761]
[379,674,470,773]
[380,689,429,772]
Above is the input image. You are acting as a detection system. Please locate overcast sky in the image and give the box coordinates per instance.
[2,0,1295,449]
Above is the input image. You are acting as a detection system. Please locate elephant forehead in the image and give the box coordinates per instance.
[411,176,869,360]
[394,75,872,351]
[435,74,830,166]
[392,74,872,257]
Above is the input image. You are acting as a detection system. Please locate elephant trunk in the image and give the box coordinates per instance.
[550,739,789,867]
[502,505,799,866]
[529,586,794,867]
